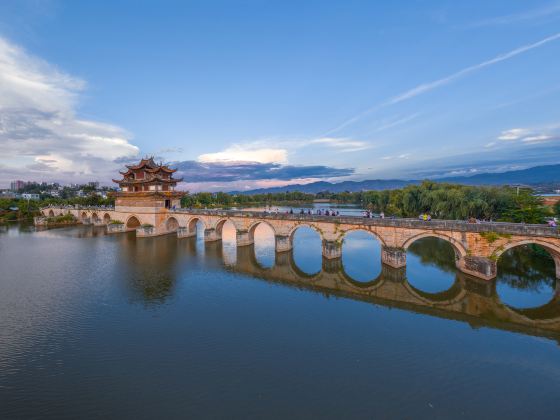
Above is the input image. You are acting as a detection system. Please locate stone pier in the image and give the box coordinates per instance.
[204,228,221,242]
[457,256,497,281]
[236,230,254,246]
[275,235,292,252]
[381,246,406,268]
[107,223,126,234]
[322,240,342,260]
[177,226,196,238]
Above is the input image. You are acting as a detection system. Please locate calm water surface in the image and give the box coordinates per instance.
[1,222,559,419]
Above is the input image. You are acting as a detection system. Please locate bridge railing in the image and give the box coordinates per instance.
[171,208,559,237]
[43,205,559,237]
[42,204,115,210]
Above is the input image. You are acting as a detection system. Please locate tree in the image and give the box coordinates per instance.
[501,190,548,224]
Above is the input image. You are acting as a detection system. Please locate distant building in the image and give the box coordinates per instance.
[1,191,19,199]
[21,193,40,200]
[88,181,100,189]
[10,180,26,191]
[542,195,560,206]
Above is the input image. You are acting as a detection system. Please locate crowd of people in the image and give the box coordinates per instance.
[283,208,341,216]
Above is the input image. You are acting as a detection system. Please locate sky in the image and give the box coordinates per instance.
[0,0,559,191]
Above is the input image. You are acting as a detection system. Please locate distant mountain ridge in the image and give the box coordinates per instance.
[439,164,560,185]
[234,164,560,194]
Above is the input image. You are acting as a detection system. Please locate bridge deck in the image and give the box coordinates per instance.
[170,209,559,237]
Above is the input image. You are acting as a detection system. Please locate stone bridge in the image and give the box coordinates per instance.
[40,206,560,281]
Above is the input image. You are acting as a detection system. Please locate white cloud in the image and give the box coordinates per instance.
[198,144,288,164]
[309,137,371,152]
[498,128,530,141]
[381,153,410,160]
[326,32,560,134]
[0,36,139,185]
[497,126,559,144]
[522,135,553,143]
[197,136,370,166]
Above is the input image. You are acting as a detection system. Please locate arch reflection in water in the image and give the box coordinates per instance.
[291,226,322,275]
[220,240,560,341]
[190,219,207,255]
[341,230,382,282]
[496,244,557,309]
[252,222,275,268]
[217,219,237,265]
[406,237,457,294]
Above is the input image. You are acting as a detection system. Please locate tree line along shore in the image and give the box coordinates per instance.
[2,181,559,225]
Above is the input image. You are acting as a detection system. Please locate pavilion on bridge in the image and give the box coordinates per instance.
[111,157,184,211]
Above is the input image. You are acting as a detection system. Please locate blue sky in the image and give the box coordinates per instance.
[0,0,559,191]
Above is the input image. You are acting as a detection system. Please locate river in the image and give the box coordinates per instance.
[0,222,559,418]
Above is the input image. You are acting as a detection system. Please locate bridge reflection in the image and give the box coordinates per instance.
[107,224,560,342]
[206,238,560,342]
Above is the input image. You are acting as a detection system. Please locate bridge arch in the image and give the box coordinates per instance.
[494,239,560,280]
[80,211,88,221]
[187,216,206,235]
[48,209,54,217]
[493,239,560,261]
[289,223,323,276]
[214,218,233,235]
[126,215,141,230]
[244,221,276,268]
[403,232,467,260]
[339,227,385,247]
[91,212,99,223]
[165,216,179,232]
[248,220,277,241]
[340,229,384,282]
[103,213,111,224]
[288,223,323,242]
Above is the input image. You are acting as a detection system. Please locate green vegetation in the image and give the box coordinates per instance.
[109,220,124,225]
[46,214,77,225]
[141,223,154,228]
[497,244,556,290]
[180,182,552,223]
[321,182,550,223]
[479,232,512,244]
[1,198,41,223]
[479,231,501,243]
[1,181,554,225]
[0,195,114,223]
[180,191,314,208]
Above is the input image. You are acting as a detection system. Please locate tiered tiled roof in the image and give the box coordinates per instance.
[113,157,183,187]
